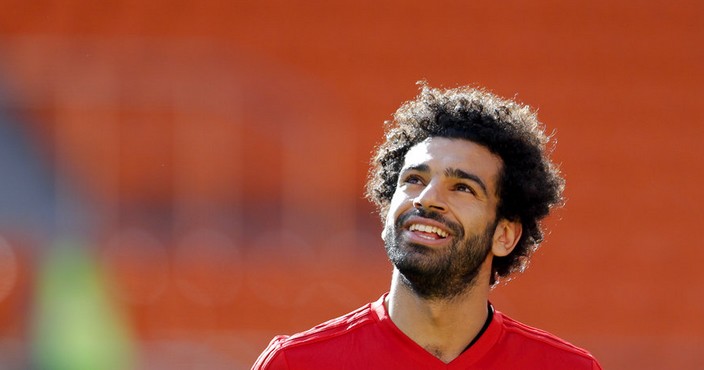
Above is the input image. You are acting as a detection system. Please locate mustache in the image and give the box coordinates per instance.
[396,207,463,237]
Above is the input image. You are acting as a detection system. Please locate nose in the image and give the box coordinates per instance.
[413,182,447,212]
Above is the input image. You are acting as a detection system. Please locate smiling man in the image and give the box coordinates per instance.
[252,83,602,369]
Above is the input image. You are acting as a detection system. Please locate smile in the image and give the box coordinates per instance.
[408,223,449,238]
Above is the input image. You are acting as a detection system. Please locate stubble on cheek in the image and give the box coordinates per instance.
[382,209,460,270]
[382,208,495,300]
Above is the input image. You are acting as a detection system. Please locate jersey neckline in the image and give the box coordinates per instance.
[370,293,504,368]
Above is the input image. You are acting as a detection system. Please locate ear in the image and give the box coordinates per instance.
[491,219,522,257]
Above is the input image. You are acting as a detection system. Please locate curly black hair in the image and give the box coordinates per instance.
[366,82,565,285]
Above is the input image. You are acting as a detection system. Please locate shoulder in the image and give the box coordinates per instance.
[252,301,379,370]
[494,311,602,369]
[283,301,377,348]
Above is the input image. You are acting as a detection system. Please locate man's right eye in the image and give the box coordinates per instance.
[403,174,424,185]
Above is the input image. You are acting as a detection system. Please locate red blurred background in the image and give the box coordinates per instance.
[0,1,702,369]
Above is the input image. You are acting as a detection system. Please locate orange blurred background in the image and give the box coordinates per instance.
[0,1,702,369]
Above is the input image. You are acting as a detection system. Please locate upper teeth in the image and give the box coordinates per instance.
[409,224,448,238]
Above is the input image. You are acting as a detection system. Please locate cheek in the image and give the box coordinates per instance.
[386,191,408,219]
[381,205,397,242]
[381,193,406,234]
[455,208,496,235]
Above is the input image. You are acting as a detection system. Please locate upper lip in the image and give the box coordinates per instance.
[402,216,453,237]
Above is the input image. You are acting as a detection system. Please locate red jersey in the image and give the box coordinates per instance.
[252,294,602,370]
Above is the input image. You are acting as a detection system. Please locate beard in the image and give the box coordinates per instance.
[383,207,496,301]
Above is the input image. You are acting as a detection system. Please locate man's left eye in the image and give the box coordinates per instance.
[455,184,474,194]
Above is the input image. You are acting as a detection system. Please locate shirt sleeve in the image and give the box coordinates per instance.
[591,357,604,370]
[251,336,290,370]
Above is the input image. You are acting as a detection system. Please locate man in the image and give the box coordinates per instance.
[252,83,602,369]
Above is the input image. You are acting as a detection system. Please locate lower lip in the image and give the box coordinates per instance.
[402,230,451,247]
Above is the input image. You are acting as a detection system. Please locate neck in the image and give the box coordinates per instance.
[386,268,492,364]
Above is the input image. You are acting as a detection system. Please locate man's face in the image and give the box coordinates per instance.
[382,137,504,299]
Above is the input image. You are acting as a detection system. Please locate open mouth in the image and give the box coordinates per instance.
[408,223,449,239]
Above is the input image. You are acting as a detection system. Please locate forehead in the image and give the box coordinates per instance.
[402,137,503,191]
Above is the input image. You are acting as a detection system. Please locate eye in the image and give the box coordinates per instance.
[402,174,425,185]
[454,183,476,194]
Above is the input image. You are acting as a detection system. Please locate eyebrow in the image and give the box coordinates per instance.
[401,164,489,195]
[445,167,489,195]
